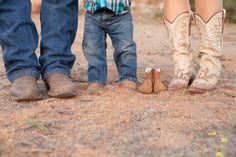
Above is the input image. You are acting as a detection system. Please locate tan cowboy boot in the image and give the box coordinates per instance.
[163,11,195,91]
[9,76,42,101]
[87,83,105,95]
[45,73,77,98]
[120,80,136,90]
[189,10,226,94]
[154,69,167,94]
[137,68,154,94]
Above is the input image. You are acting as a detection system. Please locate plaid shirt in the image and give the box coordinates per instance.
[84,0,131,14]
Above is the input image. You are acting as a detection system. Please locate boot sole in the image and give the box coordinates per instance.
[47,92,77,98]
[137,90,153,94]
[168,86,187,91]
[154,90,167,94]
[188,87,212,94]
[11,94,43,102]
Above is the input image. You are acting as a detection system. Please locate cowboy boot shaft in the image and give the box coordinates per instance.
[195,10,226,75]
[164,12,193,68]
[164,12,192,56]
[195,10,226,58]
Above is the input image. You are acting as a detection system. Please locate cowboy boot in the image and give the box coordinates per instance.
[120,80,137,90]
[163,11,195,91]
[87,83,105,95]
[137,68,154,94]
[154,69,167,94]
[45,73,77,98]
[9,76,42,101]
[189,10,226,94]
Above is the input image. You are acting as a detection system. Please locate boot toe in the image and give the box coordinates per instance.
[189,83,215,94]
[87,83,105,95]
[137,88,153,94]
[10,87,42,101]
[48,85,76,98]
[137,82,153,94]
[168,83,187,91]
[120,81,136,90]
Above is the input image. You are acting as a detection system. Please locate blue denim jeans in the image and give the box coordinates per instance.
[82,9,137,85]
[0,0,78,82]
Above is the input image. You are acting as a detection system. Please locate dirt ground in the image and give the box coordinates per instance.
[0,6,236,157]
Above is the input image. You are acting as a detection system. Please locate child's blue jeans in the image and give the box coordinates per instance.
[82,9,137,85]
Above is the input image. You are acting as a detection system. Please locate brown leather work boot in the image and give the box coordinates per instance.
[45,73,76,98]
[120,80,136,90]
[154,69,167,94]
[9,76,42,101]
[137,68,154,94]
[87,83,105,95]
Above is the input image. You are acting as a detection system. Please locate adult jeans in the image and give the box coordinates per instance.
[0,0,78,82]
[82,9,137,85]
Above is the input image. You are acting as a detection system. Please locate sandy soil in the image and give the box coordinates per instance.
[0,7,236,157]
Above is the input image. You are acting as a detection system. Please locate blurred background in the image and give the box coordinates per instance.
[31,0,236,23]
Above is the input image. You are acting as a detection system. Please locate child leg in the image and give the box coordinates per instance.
[82,12,108,85]
[107,12,137,84]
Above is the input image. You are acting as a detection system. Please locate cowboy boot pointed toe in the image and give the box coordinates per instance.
[10,76,42,101]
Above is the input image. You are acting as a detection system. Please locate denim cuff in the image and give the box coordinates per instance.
[42,68,71,80]
[8,69,40,83]
[119,77,137,83]
[88,80,107,85]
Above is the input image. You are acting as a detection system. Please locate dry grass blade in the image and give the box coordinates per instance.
[26,117,49,134]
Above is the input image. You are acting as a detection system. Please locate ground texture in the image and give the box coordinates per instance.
[0,7,236,157]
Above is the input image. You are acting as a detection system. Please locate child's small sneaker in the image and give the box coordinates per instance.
[87,83,105,95]
[120,80,136,90]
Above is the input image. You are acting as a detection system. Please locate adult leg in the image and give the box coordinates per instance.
[40,0,78,97]
[163,0,195,90]
[164,0,190,22]
[195,0,223,21]
[189,0,225,93]
[0,0,42,101]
